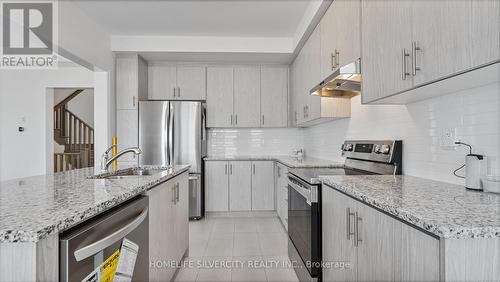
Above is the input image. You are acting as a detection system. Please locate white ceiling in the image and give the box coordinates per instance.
[74,0,311,37]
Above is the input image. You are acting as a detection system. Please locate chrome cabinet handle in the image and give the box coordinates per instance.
[172,186,176,204]
[262,115,265,125]
[235,115,238,125]
[253,163,256,174]
[230,114,233,125]
[346,208,355,240]
[173,87,176,97]
[176,183,179,203]
[335,49,340,68]
[133,96,136,107]
[401,48,411,80]
[354,212,362,247]
[177,87,180,97]
[225,163,228,175]
[74,207,148,261]
[230,164,233,175]
[412,41,421,76]
[331,52,336,71]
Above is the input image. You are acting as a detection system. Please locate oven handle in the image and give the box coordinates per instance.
[288,178,311,206]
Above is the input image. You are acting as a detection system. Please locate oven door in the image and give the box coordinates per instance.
[288,174,321,279]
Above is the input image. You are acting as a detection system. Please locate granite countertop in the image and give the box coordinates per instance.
[0,165,190,243]
[204,155,344,168]
[320,175,500,239]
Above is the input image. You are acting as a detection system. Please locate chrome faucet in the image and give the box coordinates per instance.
[101,145,142,172]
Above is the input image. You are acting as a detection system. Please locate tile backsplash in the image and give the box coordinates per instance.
[303,82,499,185]
[207,128,302,157]
[207,82,499,185]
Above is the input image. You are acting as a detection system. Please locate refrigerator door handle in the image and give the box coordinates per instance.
[168,102,175,167]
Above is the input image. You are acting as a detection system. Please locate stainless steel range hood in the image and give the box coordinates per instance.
[310,59,361,98]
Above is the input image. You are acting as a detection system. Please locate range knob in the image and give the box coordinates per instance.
[374,144,382,154]
[380,145,391,154]
[345,143,354,151]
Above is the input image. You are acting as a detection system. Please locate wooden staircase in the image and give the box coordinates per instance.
[54,89,94,172]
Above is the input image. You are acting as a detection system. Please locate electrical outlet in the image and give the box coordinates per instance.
[440,128,459,150]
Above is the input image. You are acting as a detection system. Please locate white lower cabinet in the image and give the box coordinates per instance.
[147,171,189,282]
[205,161,229,212]
[205,160,275,212]
[229,161,252,211]
[251,161,275,211]
[322,186,439,282]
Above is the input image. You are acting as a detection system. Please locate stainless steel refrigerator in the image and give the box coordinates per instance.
[139,101,206,219]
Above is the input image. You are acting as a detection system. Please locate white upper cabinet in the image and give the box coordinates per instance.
[148,64,176,100]
[334,0,361,68]
[116,54,148,110]
[148,64,206,100]
[176,66,206,100]
[320,0,361,79]
[206,66,234,128]
[361,0,500,104]
[411,0,472,86]
[303,26,322,122]
[361,0,413,104]
[470,0,500,66]
[260,66,288,127]
[320,4,337,79]
[233,66,261,127]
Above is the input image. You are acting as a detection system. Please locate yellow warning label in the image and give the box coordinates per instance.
[100,249,120,282]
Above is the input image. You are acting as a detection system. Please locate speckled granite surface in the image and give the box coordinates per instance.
[320,175,500,239]
[0,165,190,243]
[204,155,344,168]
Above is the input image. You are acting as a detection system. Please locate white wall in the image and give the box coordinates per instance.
[303,83,500,185]
[0,67,94,181]
[207,128,302,157]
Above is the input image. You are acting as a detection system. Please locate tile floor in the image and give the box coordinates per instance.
[174,216,299,282]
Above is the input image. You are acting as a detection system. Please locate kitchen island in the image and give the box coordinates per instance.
[321,175,500,281]
[0,165,190,281]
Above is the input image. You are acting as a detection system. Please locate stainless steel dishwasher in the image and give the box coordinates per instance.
[60,196,149,282]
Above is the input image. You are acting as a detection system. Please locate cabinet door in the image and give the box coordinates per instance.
[320,3,337,78]
[138,56,148,101]
[251,161,275,211]
[206,67,234,127]
[147,180,176,282]
[305,26,322,121]
[260,66,288,127]
[116,55,139,110]
[471,0,500,67]
[234,66,261,127]
[356,201,396,281]
[175,172,189,262]
[176,66,206,100]
[361,0,413,103]
[322,187,357,282]
[335,0,361,68]
[412,0,471,86]
[148,64,177,100]
[229,161,252,211]
[394,221,440,282]
[205,161,229,211]
[116,109,138,164]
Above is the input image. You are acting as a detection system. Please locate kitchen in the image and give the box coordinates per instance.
[0,0,499,282]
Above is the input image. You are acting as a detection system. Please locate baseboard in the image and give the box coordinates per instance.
[206,211,278,218]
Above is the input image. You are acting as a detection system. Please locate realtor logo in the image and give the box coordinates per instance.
[1,1,58,68]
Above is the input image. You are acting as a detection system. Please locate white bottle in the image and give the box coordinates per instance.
[465,154,486,190]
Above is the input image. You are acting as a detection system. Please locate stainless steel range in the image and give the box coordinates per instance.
[287,140,402,282]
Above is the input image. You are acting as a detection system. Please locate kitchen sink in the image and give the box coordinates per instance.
[90,168,167,179]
